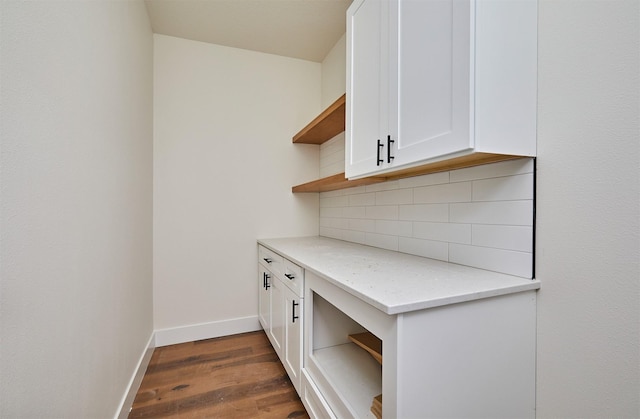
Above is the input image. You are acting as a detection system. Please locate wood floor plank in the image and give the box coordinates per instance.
[133,357,289,408]
[129,331,309,419]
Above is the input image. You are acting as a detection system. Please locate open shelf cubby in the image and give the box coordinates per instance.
[309,293,382,418]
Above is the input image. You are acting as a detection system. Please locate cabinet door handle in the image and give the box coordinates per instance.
[263,257,272,264]
[387,135,395,163]
[376,139,384,166]
[284,273,295,280]
[264,272,271,289]
[292,300,299,323]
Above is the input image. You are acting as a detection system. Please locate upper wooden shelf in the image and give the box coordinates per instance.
[293,94,346,144]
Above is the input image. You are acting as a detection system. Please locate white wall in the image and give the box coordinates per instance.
[536,0,639,417]
[319,34,348,179]
[153,35,320,341]
[321,33,347,108]
[0,1,154,418]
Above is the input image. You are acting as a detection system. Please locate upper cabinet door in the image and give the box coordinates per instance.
[346,0,388,179]
[390,0,473,166]
[346,0,536,180]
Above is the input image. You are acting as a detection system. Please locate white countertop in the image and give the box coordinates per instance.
[258,236,540,315]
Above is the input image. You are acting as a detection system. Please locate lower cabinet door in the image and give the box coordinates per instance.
[269,277,285,357]
[283,286,303,393]
[258,265,271,331]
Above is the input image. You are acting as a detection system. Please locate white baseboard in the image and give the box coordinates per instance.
[154,315,261,347]
[115,332,156,419]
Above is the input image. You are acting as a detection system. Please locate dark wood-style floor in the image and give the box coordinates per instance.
[129,331,309,418]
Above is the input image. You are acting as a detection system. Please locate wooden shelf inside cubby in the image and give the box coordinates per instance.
[349,332,382,365]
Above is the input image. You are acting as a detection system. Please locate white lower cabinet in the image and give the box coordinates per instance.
[258,245,304,394]
[260,238,538,418]
[304,271,537,419]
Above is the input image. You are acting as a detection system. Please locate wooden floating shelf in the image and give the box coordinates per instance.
[348,332,382,365]
[371,394,382,419]
[292,172,385,193]
[292,153,524,193]
[293,94,346,145]
[290,92,528,193]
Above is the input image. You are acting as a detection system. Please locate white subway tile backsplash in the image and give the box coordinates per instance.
[365,180,400,192]
[472,225,533,252]
[472,173,533,202]
[319,158,535,278]
[320,207,342,218]
[321,147,345,166]
[320,132,345,157]
[348,192,376,207]
[347,218,376,232]
[319,133,345,178]
[365,233,399,251]
[450,201,533,225]
[320,160,344,178]
[365,205,399,220]
[449,244,532,278]
[321,189,346,198]
[320,217,348,229]
[346,185,368,195]
[414,181,472,204]
[450,157,534,182]
[343,229,366,245]
[320,195,348,208]
[343,206,366,219]
[319,227,343,240]
[398,171,450,188]
[413,222,471,244]
[399,237,449,261]
[399,204,449,222]
[376,188,413,205]
[376,220,413,237]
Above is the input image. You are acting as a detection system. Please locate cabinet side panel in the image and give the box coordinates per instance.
[475,0,537,155]
[397,291,537,418]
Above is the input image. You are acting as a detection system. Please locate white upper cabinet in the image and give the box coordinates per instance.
[346,0,537,179]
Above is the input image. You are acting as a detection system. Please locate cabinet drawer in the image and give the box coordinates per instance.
[282,258,304,296]
[258,245,284,277]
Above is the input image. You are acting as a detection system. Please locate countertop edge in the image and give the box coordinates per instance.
[258,237,540,315]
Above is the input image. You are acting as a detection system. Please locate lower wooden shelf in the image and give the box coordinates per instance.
[292,153,525,193]
[292,173,385,193]
[349,332,382,365]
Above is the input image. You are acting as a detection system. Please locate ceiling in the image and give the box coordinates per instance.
[144,0,352,63]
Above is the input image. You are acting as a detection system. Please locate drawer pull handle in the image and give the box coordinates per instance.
[263,272,271,290]
[284,273,295,280]
[376,139,384,166]
[387,135,395,163]
[292,300,299,323]
[263,258,272,264]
